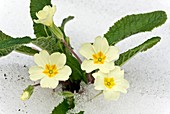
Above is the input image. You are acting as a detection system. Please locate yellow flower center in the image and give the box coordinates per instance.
[104,77,115,89]
[43,64,58,78]
[92,51,106,64]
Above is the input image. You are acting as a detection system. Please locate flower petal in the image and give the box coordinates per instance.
[29,66,43,74]
[34,19,40,24]
[34,5,56,26]
[43,5,51,11]
[30,73,46,82]
[105,46,119,62]
[113,86,127,94]
[114,79,129,93]
[92,71,106,79]
[55,65,72,81]
[79,43,95,59]
[108,66,124,79]
[94,76,106,90]
[121,79,130,89]
[99,62,115,73]
[49,52,66,69]
[93,36,109,53]
[40,77,59,89]
[103,90,120,100]
[34,50,49,68]
[81,60,98,73]
[29,66,46,81]
[51,5,56,16]
[36,10,47,19]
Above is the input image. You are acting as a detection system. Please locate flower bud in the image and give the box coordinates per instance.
[34,5,64,39]
[59,91,74,98]
[34,5,56,27]
[48,23,64,39]
[20,85,34,101]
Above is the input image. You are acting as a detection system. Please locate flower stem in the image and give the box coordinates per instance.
[89,91,103,101]
[87,73,94,84]
[61,39,82,64]
[44,25,49,37]
[33,83,40,87]
[48,23,64,39]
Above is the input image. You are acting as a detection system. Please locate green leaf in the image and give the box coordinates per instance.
[70,111,84,114]
[52,97,75,114]
[32,36,63,54]
[52,99,69,114]
[66,96,75,109]
[104,11,167,45]
[115,37,161,66]
[59,91,74,98]
[61,16,74,31]
[66,54,88,83]
[30,0,52,37]
[0,31,32,57]
[15,45,39,56]
[77,111,84,114]
[0,37,32,49]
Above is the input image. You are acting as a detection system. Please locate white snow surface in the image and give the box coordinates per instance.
[0,0,170,114]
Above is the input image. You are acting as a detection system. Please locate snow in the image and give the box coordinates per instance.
[0,0,170,114]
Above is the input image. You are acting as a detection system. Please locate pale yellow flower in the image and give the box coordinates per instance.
[92,66,129,100]
[29,50,72,89]
[79,36,119,73]
[34,5,56,26]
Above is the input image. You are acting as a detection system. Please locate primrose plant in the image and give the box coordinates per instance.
[0,0,167,113]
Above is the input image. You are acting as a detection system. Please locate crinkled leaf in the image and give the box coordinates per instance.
[0,37,32,49]
[15,45,39,56]
[52,99,69,114]
[104,11,167,45]
[0,31,33,57]
[30,0,52,37]
[32,37,63,54]
[115,37,161,66]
